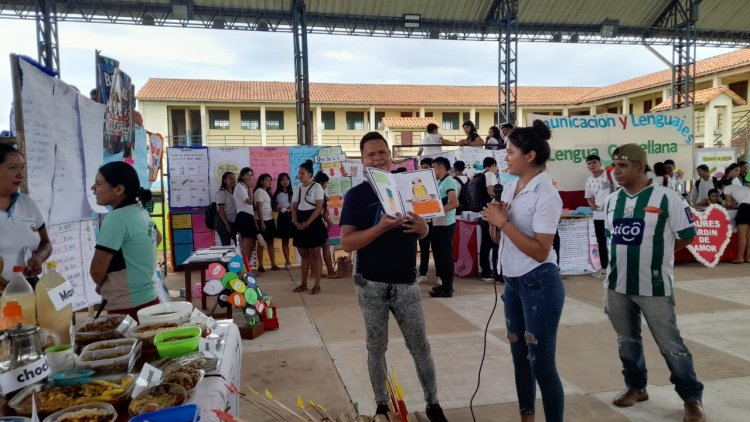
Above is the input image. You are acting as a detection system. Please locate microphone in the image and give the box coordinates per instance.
[493,183,504,203]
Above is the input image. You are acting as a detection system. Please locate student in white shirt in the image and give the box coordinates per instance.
[725,163,743,187]
[585,154,618,274]
[719,178,750,263]
[418,123,458,156]
[485,120,564,422]
[690,164,716,206]
[233,167,258,266]
[291,160,327,294]
[254,173,279,272]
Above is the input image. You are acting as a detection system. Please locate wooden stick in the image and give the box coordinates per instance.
[296,396,318,421]
[264,389,307,421]
[247,387,293,420]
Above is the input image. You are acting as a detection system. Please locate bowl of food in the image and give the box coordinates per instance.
[42,402,116,422]
[137,302,193,326]
[153,327,201,359]
[128,384,187,416]
[73,315,127,347]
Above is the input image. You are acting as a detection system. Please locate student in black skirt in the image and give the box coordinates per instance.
[292,160,327,294]
[273,173,294,269]
[254,173,279,272]
[232,167,258,268]
[313,171,339,278]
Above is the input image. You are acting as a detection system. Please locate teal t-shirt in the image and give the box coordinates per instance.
[95,203,157,310]
[437,175,457,226]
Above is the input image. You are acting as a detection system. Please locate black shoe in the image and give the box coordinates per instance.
[494,277,504,284]
[426,403,448,422]
[375,404,390,416]
[431,286,442,292]
[429,289,453,298]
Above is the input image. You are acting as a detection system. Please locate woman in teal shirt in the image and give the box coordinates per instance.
[90,162,160,320]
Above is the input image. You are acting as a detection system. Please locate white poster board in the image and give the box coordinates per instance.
[558,217,597,275]
[167,147,210,208]
[207,147,249,202]
[532,108,695,191]
[693,147,737,178]
[47,220,101,311]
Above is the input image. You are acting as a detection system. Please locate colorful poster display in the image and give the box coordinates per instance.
[289,146,321,187]
[531,108,695,191]
[103,68,134,165]
[167,147,210,208]
[96,53,119,104]
[250,147,290,194]
[207,147,250,202]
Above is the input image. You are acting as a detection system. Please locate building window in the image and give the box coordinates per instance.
[462,112,479,129]
[240,110,260,130]
[607,107,618,114]
[374,112,386,130]
[442,112,459,130]
[425,112,433,118]
[321,111,335,130]
[729,81,748,101]
[346,112,365,130]
[266,111,284,130]
[401,112,413,117]
[209,110,230,130]
[629,104,634,114]
[643,100,653,113]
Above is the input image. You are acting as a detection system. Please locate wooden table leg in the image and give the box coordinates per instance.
[200,264,207,311]
[184,264,192,304]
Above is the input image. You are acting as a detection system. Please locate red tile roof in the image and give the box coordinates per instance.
[381,117,439,129]
[651,86,747,112]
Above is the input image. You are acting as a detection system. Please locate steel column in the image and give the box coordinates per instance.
[292,0,311,145]
[497,0,518,125]
[664,0,698,110]
[35,0,60,75]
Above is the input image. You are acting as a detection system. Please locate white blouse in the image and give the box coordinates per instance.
[293,183,325,212]
[254,188,273,219]
[233,182,254,215]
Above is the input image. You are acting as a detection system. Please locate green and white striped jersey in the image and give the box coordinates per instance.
[604,184,696,296]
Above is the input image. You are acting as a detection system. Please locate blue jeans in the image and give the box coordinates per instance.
[503,263,565,421]
[607,290,704,402]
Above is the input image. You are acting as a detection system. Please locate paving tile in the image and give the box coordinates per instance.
[677,277,750,307]
[674,261,750,281]
[239,346,353,422]
[593,376,750,422]
[678,309,750,362]
[242,306,323,352]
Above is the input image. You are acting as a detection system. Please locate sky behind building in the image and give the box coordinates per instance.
[0,18,737,130]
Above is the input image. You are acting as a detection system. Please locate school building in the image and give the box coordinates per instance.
[137,48,750,157]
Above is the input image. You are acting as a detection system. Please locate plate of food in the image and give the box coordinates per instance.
[42,402,117,422]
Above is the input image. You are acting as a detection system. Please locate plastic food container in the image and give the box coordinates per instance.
[51,369,95,386]
[76,341,142,375]
[42,402,117,422]
[81,337,139,353]
[73,315,127,347]
[128,383,188,416]
[8,374,136,416]
[137,302,193,325]
[128,403,199,422]
[154,327,200,358]
[125,322,199,347]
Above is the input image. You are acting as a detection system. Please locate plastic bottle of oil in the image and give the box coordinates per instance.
[35,262,72,344]
[0,266,36,325]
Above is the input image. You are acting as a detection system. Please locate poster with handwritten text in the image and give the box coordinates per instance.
[167,147,210,208]
[288,146,321,188]
[47,221,101,311]
[208,147,249,202]
[250,147,289,194]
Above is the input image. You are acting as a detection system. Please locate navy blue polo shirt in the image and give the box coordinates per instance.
[340,182,418,284]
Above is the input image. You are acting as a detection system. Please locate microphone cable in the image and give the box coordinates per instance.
[469,272,499,422]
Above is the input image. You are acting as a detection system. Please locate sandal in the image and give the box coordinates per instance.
[310,286,321,295]
[271,265,281,271]
[293,285,308,292]
[258,267,266,273]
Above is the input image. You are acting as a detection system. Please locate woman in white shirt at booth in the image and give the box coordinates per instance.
[233,167,258,267]
[485,120,565,422]
[291,160,327,294]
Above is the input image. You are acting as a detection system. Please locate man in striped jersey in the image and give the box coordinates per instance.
[604,144,705,422]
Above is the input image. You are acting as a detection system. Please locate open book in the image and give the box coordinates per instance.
[365,168,445,218]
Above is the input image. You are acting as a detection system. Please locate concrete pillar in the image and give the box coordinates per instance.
[470,106,476,125]
[622,97,630,114]
[562,108,569,117]
[199,104,208,146]
[712,75,721,87]
[419,107,425,118]
[370,106,376,131]
[722,104,732,147]
[184,109,192,146]
[589,105,597,116]
[704,103,716,146]
[260,104,267,146]
[315,105,323,146]
[516,106,524,126]
[662,87,669,102]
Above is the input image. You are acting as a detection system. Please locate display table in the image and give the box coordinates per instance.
[183,248,235,318]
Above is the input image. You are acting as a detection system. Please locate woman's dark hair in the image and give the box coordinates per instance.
[0,143,22,164]
[717,178,733,189]
[220,171,235,190]
[432,157,451,171]
[708,188,720,196]
[238,167,253,186]
[653,162,666,177]
[98,161,151,209]
[507,120,552,167]
[299,159,314,175]
[726,163,740,174]
[313,171,329,185]
[273,172,292,205]
[488,125,501,140]
[255,173,272,194]
[462,120,477,133]
[420,157,433,166]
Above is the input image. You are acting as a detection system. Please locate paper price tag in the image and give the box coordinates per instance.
[116,315,137,335]
[0,357,50,394]
[47,281,75,311]
[133,363,163,398]
[207,316,218,331]
[190,308,209,324]
[199,336,220,354]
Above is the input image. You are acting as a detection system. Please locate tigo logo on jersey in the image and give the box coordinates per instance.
[612,218,645,245]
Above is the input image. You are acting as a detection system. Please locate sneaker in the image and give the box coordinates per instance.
[416,275,428,284]
[494,277,505,285]
[481,276,494,282]
[435,278,443,287]
[429,289,453,298]
[425,403,448,422]
[283,262,291,270]
[375,404,390,416]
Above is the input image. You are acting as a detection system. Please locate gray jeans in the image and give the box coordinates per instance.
[355,278,439,406]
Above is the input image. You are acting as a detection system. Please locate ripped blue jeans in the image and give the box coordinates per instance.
[503,263,565,422]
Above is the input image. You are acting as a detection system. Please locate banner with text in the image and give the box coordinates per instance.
[532,108,695,191]
[693,147,737,179]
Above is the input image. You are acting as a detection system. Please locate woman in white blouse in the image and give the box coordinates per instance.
[273,173,294,269]
[232,167,258,268]
[485,120,565,422]
[254,173,279,272]
[291,160,327,294]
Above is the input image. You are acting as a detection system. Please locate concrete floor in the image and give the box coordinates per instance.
[165,261,750,421]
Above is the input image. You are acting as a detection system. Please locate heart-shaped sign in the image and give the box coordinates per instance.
[206,263,226,280]
[203,279,225,296]
[686,204,733,267]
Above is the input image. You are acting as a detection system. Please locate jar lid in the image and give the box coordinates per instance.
[7,324,40,337]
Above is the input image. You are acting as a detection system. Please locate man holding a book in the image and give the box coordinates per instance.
[340,132,448,421]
